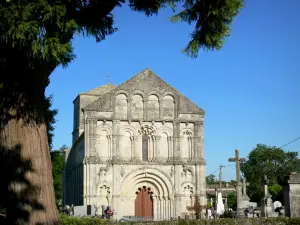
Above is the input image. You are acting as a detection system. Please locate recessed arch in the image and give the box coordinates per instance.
[131,94,144,119]
[121,168,173,197]
[147,95,159,119]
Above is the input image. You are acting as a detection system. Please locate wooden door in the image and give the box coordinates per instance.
[135,186,153,219]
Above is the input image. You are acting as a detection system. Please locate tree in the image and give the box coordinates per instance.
[206,174,217,184]
[227,192,236,209]
[50,145,67,209]
[241,144,300,203]
[0,0,244,224]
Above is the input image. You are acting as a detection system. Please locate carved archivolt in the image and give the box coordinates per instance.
[182,130,193,136]
[138,124,156,136]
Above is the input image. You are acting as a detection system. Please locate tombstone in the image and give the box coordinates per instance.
[73,205,96,217]
[283,173,300,217]
[261,175,278,217]
[216,192,225,215]
[240,179,257,209]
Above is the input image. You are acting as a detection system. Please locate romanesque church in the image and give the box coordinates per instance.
[63,68,206,220]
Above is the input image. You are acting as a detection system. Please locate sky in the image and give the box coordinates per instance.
[46,0,300,181]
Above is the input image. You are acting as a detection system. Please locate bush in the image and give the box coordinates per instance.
[60,213,106,225]
[59,215,300,225]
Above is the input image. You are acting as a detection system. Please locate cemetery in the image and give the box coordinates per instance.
[59,150,300,224]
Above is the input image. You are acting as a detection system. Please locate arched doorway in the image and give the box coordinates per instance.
[135,186,153,219]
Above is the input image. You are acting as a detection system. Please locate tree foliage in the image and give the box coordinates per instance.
[50,145,67,208]
[206,174,217,184]
[241,144,300,203]
[0,0,244,128]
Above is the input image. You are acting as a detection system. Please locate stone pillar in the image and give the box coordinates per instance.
[173,121,180,158]
[283,173,300,217]
[143,100,148,120]
[127,98,132,119]
[112,120,119,158]
[166,197,170,220]
[153,196,157,220]
[155,136,160,160]
[194,121,203,159]
[167,137,172,159]
[130,136,135,160]
[174,164,182,217]
[157,197,161,220]
[134,136,141,160]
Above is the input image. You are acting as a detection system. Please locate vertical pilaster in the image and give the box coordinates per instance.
[155,136,160,159]
[174,165,182,217]
[173,121,180,158]
[159,99,163,119]
[112,120,119,158]
[143,100,148,120]
[86,118,97,156]
[194,121,204,159]
[127,98,132,119]
[135,136,141,160]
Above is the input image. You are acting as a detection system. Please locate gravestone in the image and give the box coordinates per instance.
[240,178,257,209]
[216,192,225,215]
[283,173,300,217]
[261,175,278,217]
[73,205,96,216]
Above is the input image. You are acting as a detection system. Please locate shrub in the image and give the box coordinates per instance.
[59,214,300,225]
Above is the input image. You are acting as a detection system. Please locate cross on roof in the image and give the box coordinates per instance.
[228,149,245,183]
[106,74,111,83]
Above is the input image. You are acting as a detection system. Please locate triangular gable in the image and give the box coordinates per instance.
[83,68,204,115]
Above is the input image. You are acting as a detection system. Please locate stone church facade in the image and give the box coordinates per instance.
[63,69,206,220]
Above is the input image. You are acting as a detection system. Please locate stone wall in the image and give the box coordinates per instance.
[283,174,300,217]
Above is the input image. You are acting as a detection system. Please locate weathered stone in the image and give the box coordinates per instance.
[283,173,300,217]
[63,68,206,220]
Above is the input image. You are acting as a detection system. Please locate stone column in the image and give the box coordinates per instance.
[143,100,148,120]
[155,136,160,160]
[134,136,141,160]
[127,98,132,119]
[173,121,180,158]
[153,196,157,220]
[174,164,182,217]
[159,98,163,120]
[194,121,203,159]
[157,197,161,220]
[130,136,135,160]
[283,173,300,217]
[166,197,170,220]
[112,120,119,158]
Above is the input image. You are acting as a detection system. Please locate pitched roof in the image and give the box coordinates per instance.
[83,68,205,115]
[80,83,117,96]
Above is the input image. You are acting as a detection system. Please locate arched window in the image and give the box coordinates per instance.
[142,134,148,161]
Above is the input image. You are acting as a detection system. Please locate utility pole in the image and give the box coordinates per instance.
[219,164,224,192]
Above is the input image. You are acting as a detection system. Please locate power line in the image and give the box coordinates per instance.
[280,136,300,148]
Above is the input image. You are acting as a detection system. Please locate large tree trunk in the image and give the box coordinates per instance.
[0,118,60,225]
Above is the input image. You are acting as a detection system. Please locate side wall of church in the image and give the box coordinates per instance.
[64,136,85,206]
[72,95,99,143]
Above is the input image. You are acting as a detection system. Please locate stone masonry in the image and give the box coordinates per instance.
[63,68,206,220]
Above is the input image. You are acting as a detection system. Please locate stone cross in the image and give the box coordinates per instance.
[228,149,245,217]
[242,178,249,195]
[263,175,269,197]
[228,149,245,183]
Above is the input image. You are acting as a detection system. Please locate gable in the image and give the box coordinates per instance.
[83,68,204,115]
